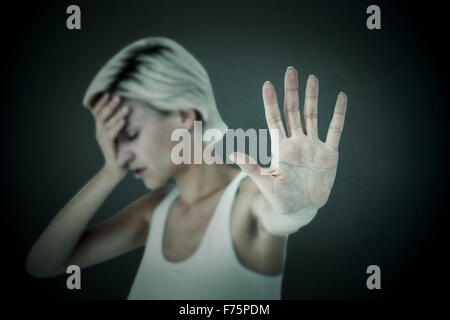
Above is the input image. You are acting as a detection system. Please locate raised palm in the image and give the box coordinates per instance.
[230,67,347,217]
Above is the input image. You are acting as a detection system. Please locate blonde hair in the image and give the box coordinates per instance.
[82,37,228,145]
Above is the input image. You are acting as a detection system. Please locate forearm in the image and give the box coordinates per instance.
[26,167,124,277]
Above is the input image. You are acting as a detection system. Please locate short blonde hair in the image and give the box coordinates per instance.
[82,37,228,144]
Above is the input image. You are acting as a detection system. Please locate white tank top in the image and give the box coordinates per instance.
[127,170,287,300]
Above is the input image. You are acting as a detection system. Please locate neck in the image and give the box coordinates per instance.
[173,163,239,207]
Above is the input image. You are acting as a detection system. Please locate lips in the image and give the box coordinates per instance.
[133,168,146,178]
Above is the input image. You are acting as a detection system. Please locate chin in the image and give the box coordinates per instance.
[142,175,167,190]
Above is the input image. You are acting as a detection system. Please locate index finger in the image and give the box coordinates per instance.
[92,92,110,116]
[263,81,286,140]
[325,92,347,151]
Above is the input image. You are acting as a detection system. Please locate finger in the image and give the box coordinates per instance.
[105,104,130,131]
[303,75,319,138]
[99,95,122,124]
[107,118,126,140]
[284,66,303,137]
[326,92,347,151]
[228,152,271,184]
[263,81,286,140]
[92,92,110,116]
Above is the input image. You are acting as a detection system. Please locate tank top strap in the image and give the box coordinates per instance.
[203,170,249,256]
[144,186,179,255]
[210,170,248,222]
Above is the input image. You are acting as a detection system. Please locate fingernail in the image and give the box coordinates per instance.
[264,81,271,86]
[287,66,295,71]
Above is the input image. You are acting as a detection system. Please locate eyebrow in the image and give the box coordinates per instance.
[124,121,139,133]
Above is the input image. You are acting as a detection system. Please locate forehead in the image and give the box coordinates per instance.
[122,98,147,117]
[119,97,165,128]
[120,97,158,126]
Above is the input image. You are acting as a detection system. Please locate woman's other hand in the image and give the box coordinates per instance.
[90,93,130,179]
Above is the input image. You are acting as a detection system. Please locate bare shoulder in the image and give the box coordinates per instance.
[118,183,175,249]
[228,169,261,224]
[230,173,261,244]
[231,172,287,276]
[87,183,175,240]
[238,174,260,196]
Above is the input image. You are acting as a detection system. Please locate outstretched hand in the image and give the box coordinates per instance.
[229,66,347,219]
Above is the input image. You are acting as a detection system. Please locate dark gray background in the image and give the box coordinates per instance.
[1,0,448,300]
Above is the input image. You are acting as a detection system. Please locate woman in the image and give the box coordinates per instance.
[25,37,347,299]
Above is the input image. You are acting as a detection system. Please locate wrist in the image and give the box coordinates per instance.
[257,207,318,237]
[100,166,127,183]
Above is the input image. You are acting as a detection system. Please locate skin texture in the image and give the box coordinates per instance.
[25,66,347,279]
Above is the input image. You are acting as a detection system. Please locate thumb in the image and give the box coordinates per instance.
[228,152,270,177]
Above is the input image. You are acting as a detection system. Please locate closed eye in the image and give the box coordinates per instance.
[125,131,139,140]
[116,129,139,143]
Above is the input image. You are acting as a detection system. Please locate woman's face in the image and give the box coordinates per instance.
[115,97,181,189]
